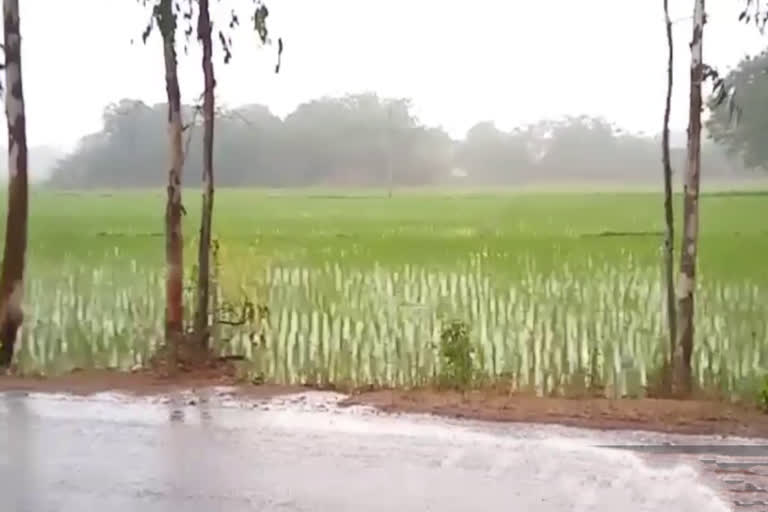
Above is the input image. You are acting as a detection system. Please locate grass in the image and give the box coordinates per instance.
[4,187,768,400]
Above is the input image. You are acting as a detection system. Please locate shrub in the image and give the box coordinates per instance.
[439,319,473,390]
[758,376,768,412]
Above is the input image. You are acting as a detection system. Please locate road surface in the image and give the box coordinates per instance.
[0,388,760,511]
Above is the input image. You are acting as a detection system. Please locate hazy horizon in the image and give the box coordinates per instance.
[2,0,765,154]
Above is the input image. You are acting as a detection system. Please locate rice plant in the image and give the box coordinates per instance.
[14,251,768,400]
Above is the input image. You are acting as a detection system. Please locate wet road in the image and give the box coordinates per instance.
[0,389,758,511]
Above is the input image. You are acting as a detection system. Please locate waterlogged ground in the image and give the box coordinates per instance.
[1,388,767,511]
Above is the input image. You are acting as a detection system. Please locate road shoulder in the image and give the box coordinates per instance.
[2,372,766,438]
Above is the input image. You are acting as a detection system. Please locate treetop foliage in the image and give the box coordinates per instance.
[48,93,750,188]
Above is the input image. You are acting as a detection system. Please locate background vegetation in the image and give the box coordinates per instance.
[45,94,760,189]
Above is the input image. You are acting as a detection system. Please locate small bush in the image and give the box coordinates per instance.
[758,376,768,412]
[439,319,473,390]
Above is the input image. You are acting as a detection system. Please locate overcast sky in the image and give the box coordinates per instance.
[8,0,768,151]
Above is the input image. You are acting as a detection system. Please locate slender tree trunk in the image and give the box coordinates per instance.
[158,0,184,369]
[0,0,28,368]
[386,104,393,198]
[194,0,216,350]
[674,0,705,394]
[661,0,677,373]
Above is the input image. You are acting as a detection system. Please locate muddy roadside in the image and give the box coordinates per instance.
[342,389,768,439]
[2,371,767,438]
[0,369,301,400]
[343,390,768,439]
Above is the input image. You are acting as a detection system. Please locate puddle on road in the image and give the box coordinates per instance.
[0,389,759,511]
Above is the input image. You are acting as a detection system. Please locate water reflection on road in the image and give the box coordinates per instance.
[0,389,748,511]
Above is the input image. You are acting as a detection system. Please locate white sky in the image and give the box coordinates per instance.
[7,0,768,151]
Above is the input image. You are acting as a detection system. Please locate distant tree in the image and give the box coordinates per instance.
[279,93,449,186]
[49,101,281,187]
[214,104,284,185]
[456,122,531,184]
[193,0,279,351]
[537,116,619,177]
[706,49,768,169]
[674,0,705,395]
[193,0,216,351]
[527,116,658,181]
[661,0,677,379]
[703,1,768,169]
[50,93,751,190]
[0,0,29,367]
[140,0,186,371]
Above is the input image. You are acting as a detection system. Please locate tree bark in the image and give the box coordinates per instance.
[674,0,705,395]
[0,0,28,368]
[386,104,393,198]
[194,0,215,350]
[158,0,184,369]
[661,0,677,374]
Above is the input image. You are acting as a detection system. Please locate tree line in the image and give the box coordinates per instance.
[707,46,768,170]
[48,94,754,189]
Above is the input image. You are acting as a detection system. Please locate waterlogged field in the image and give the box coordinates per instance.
[6,188,768,399]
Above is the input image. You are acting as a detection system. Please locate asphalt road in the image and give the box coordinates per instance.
[0,389,756,511]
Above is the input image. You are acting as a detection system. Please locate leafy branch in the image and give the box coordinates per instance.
[704,1,768,126]
[133,0,283,71]
[739,0,768,33]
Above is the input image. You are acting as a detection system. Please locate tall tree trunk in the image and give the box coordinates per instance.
[194,0,215,350]
[158,0,184,369]
[674,0,705,394]
[662,0,677,374]
[386,104,393,198]
[0,0,28,368]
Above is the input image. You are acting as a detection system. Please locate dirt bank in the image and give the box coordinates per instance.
[343,389,768,439]
[0,369,300,399]
[2,371,767,438]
